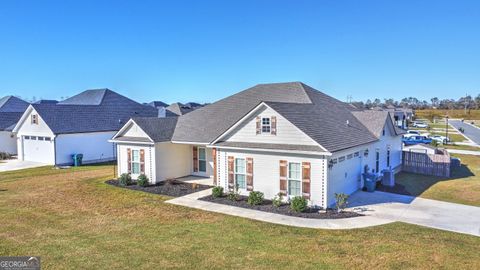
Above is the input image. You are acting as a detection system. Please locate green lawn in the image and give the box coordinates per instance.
[444,143,480,151]
[1,165,479,269]
[395,154,480,206]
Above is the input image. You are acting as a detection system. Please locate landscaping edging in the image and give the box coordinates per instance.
[199,195,362,219]
[106,179,212,197]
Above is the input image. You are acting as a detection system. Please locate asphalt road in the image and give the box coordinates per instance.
[449,120,480,145]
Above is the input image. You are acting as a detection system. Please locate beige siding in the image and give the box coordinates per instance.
[224,105,319,146]
[155,142,192,182]
[217,148,328,208]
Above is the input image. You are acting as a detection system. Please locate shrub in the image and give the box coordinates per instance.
[430,140,439,147]
[272,193,284,207]
[137,174,149,187]
[0,152,11,160]
[212,186,224,198]
[290,196,308,212]
[227,185,240,201]
[334,193,349,213]
[118,173,132,186]
[247,191,264,205]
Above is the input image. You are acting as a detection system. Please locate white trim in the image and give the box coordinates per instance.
[108,140,155,145]
[210,102,329,152]
[234,157,247,190]
[287,161,302,197]
[111,119,155,143]
[171,140,209,145]
[209,144,332,156]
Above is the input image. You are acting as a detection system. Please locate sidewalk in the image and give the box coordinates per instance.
[446,149,480,156]
[166,189,480,236]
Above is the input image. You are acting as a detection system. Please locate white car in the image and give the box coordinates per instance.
[430,135,450,144]
[412,122,429,128]
[404,130,422,138]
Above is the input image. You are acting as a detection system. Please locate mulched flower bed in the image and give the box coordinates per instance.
[106,179,211,197]
[199,195,362,219]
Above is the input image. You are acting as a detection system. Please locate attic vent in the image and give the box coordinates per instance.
[346,120,350,126]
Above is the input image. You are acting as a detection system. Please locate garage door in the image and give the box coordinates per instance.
[22,135,55,164]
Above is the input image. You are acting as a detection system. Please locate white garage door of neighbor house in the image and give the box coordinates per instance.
[22,135,55,164]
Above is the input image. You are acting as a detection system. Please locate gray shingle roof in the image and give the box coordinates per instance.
[166,102,203,116]
[147,101,168,108]
[131,117,178,142]
[31,90,158,134]
[0,112,24,131]
[173,82,380,152]
[58,89,109,105]
[0,96,29,113]
[172,82,312,143]
[0,96,29,131]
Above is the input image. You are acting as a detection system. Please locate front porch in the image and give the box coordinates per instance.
[176,175,214,186]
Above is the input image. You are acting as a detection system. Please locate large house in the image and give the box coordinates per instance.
[111,82,404,208]
[0,96,29,154]
[13,89,158,165]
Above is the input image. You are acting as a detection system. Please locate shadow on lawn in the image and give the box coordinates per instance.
[377,164,474,197]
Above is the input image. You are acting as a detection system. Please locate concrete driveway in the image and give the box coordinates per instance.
[0,159,48,172]
[349,191,480,237]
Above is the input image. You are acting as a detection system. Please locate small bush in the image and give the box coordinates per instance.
[334,193,349,213]
[137,174,149,187]
[0,152,11,160]
[227,185,240,201]
[247,191,264,205]
[272,193,284,207]
[290,196,308,212]
[118,173,132,186]
[212,186,224,198]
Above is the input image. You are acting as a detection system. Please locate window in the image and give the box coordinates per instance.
[261,117,271,133]
[198,147,206,172]
[30,136,37,140]
[234,158,246,189]
[31,114,39,124]
[288,162,301,196]
[131,150,141,174]
[339,156,345,162]
[347,154,353,160]
[24,136,30,140]
[332,158,337,164]
[44,137,51,141]
[354,152,359,157]
[38,137,44,141]
[382,129,386,136]
[387,145,391,167]
[375,149,380,173]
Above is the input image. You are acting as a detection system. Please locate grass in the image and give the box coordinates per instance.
[444,144,480,151]
[1,165,480,269]
[415,109,480,120]
[395,154,480,206]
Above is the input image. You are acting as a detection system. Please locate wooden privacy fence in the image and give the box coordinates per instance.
[402,149,451,177]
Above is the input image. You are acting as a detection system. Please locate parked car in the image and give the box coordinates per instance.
[412,121,429,128]
[430,135,450,144]
[404,130,425,138]
[402,135,433,146]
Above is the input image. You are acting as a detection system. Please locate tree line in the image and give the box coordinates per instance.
[351,94,480,110]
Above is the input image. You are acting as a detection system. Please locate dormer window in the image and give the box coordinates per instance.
[261,117,271,133]
[31,114,39,125]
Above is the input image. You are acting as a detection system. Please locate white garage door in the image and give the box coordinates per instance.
[22,135,55,164]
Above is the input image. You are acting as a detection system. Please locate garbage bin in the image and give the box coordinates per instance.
[365,179,376,192]
[72,154,83,167]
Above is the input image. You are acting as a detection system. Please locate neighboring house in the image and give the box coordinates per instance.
[13,89,158,165]
[34,100,59,104]
[165,102,203,117]
[147,101,168,117]
[111,82,404,208]
[384,107,413,129]
[0,96,30,154]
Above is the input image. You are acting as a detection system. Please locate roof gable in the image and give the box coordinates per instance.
[27,90,158,134]
[0,96,29,113]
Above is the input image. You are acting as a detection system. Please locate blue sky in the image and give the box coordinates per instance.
[0,0,479,104]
